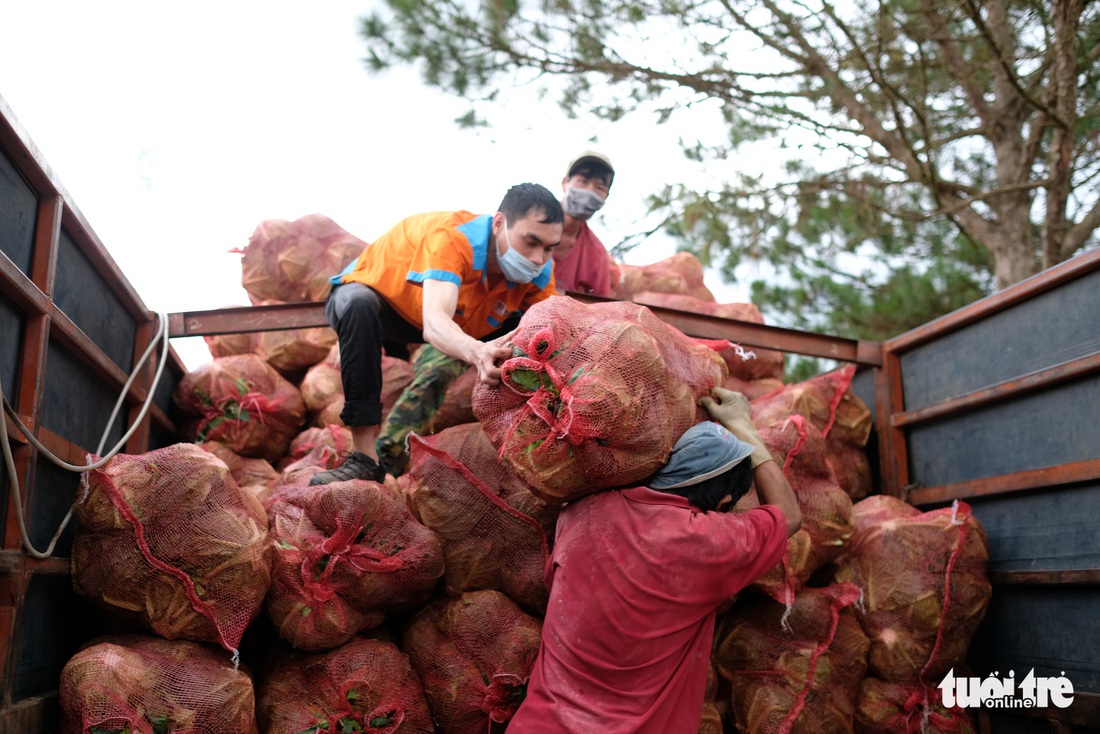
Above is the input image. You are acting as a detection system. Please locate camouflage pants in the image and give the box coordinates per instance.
[376,344,468,476]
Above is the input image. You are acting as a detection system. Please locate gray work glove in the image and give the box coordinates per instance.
[698,386,774,468]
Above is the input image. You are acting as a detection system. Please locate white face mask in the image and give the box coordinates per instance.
[498,220,545,283]
[563,185,606,220]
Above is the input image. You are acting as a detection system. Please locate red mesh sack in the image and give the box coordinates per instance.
[73,444,271,652]
[700,661,724,734]
[252,302,338,378]
[203,306,258,359]
[173,353,306,462]
[238,213,366,304]
[60,634,258,734]
[301,344,344,414]
[612,252,716,301]
[405,424,558,613]
[855,676,976,734]
[734,415,854,605]
[199,441,278,504]
[724,375,785,401]
[380,353,416,417]
[833,495,991,683]
[265,480,444,651]
[473,297,727,502]
[634,292,786,380]
[401,590,542,733]
[257,637,434,733]
[752,365,874,500]
[430,366,478,433]
[288,424,354,460]
[716,583,870,734]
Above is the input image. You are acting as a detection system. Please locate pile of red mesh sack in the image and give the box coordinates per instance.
[752,365,875,500]
[60,635,259,734]
[734,415,855,605]
[72,443,271,653]
[473,296,728,502]
[834,494,991,732]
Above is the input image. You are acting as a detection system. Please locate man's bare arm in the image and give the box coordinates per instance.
[421,279,512,385]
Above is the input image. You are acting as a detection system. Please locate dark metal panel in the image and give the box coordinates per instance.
[40,340,125,454]
[26,459,78,557]
[969,586,1100,693]
[968,485,1100,574]
[907,377,1100,488]
[0,147,37,276]
[11,575,89,701]
[0,292,23,404]
[899,269,1100,409]
[889,248,1100,353]
[54,228,136,373]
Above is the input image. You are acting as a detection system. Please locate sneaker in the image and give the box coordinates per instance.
[308,451,386,486]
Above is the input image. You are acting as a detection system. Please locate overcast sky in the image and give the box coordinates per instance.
[0,1,762,370]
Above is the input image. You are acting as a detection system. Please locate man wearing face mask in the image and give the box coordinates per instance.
[307,183,563,486]
[552,150,615,297]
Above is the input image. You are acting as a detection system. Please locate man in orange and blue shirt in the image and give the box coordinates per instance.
[309,182,563,485]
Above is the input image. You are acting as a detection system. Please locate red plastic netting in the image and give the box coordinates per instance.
[401,590,542,733]
[405,424,558,613]
[612,252,716,302]
[633,292,786,380]
[60,634,258,734]
[734,415,855,605]
[252,304,338,378]
[73,444,271,652]
[856,676,976,734]
[238,213,367,304]
[288,424,354,461]
[173,353,306,462]
[257,637,435,734]
[199,441,279,504]
[833,495,992,683]
[301,344,344,415]
[751,365,874,500]
[265,480,444,651]
[430,367,478,433]
[473,296,727,502]
[715,583,870,734]
[751,365,873,500]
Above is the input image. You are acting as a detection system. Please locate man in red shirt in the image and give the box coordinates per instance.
[507,387,802,733]
[552,151,615,297]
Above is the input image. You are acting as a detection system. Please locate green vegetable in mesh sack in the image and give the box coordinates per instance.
[257,637,435,734]
[173,353,306,462]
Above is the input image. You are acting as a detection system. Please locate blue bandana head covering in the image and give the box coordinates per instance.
[649,421,755,490]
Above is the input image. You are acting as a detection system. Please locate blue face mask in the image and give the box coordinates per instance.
[498,220,545,283]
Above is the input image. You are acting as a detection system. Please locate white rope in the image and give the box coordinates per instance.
[1,312,171,559]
